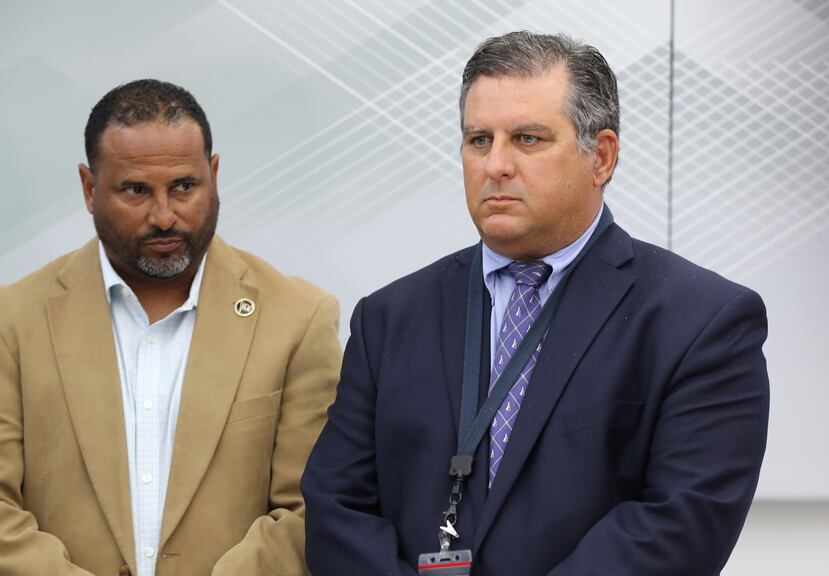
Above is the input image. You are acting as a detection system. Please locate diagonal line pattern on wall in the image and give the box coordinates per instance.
[215,0,670,249]
[217,0,459,173]
[611,45,671,245]
[218,0,556,241]
[242,81,460,238]
[672,53,829,276]
[222,57,460,234]
[794,0,829,23]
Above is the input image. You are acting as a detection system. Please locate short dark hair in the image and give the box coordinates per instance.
[460,31,620,153]
[84,79,212,169]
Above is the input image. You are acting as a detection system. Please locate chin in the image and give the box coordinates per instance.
[481,226,524,249]
[137,253,193,279]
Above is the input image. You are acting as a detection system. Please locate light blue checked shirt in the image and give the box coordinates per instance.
[482,204,604,360]
[99,242,205,576]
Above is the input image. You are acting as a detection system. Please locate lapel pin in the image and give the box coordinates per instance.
[234,298,255,317]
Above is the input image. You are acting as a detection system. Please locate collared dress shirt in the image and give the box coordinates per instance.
[482,204,604,360]
[98,243,205,576]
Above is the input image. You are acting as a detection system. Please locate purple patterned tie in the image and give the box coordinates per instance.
[489,261,553,487]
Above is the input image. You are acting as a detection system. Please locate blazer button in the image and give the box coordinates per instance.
[118,565,131,576]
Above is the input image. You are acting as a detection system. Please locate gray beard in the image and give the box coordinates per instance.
[136,251,193,278]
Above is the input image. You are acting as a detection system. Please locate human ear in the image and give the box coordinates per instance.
[79,164,95,214]
[210,154,220,182]
[592,129,619,188]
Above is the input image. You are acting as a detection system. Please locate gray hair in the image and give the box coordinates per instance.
[459,31,620,154]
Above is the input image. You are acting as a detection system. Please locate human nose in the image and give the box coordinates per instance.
[147,193,177,230]
[484,138,516,181]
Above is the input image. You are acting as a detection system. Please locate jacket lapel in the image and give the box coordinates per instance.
[437,247,476,438]
[473,223,635,551]
[159,237,259,549]
[47,239,136,572]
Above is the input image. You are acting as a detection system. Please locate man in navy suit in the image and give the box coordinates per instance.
[302,31,769,575]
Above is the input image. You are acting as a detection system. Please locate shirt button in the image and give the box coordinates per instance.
[146,333,156,344]
[142,473,152,484]
[144,547,155,558]
[143,400,153,410]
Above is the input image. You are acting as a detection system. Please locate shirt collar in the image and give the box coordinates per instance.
[482,203,604,287]
[98,240,206,311]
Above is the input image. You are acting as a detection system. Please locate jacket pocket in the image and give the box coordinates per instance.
[226,390,282,424]
[564,400,643,436]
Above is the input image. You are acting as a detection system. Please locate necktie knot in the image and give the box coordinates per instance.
[507,261,552,288]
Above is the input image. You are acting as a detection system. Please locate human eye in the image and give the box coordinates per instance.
[517,134,540,145]
[172,180,196,193]
[467,135,491,148]
[122,184,147,196]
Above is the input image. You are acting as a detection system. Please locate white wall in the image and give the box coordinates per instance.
[1,0,826,503]
[724,501,829,575]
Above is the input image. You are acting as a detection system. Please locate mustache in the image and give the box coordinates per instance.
[139,228,190,243]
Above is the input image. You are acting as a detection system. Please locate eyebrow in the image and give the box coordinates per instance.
[117,176,198,188]
[462,123,556,136]
[118,178,149,188]
[512,123,555,135]
[462,125,489,136]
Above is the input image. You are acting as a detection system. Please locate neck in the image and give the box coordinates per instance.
[134,281,193,324]
[118,264,197,324]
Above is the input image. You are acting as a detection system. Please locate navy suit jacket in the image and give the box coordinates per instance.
[302,214,769,575]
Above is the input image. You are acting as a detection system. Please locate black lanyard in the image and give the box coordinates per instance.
[438,208,614,550]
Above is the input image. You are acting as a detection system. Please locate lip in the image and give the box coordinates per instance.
[144,239,183,254]
[484,195,520,204]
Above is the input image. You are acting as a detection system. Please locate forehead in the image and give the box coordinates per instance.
[464,67,571,125]
[96,119,206,170]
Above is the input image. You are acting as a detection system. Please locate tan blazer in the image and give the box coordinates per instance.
[0,237,341,576]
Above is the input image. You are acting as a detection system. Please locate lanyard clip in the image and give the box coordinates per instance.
[449,455,473,478]
[438,455,473,551]
[439,498,460,551]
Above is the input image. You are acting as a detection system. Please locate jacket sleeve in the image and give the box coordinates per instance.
[211,294,342,576]
[0,324,96,576]
[549,289,770,576]
[301,298,419,576]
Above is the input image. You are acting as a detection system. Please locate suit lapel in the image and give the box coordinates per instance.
[437,247,476,438]
[159,237,259,549]
[474,224,635,551]
[47,240,136,572]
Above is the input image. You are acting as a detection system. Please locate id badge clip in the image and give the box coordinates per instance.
[417,549,472,575]
[418,456,473,575]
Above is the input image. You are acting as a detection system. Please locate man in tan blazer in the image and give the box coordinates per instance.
[0,80,341,576]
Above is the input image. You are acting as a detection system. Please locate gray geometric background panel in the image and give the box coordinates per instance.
[675,0,829,500]
[612,44,671,247]
[672,54,829,276]
[2,0,823,500]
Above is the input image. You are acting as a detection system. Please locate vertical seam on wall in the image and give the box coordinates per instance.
[668,0,676,251]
